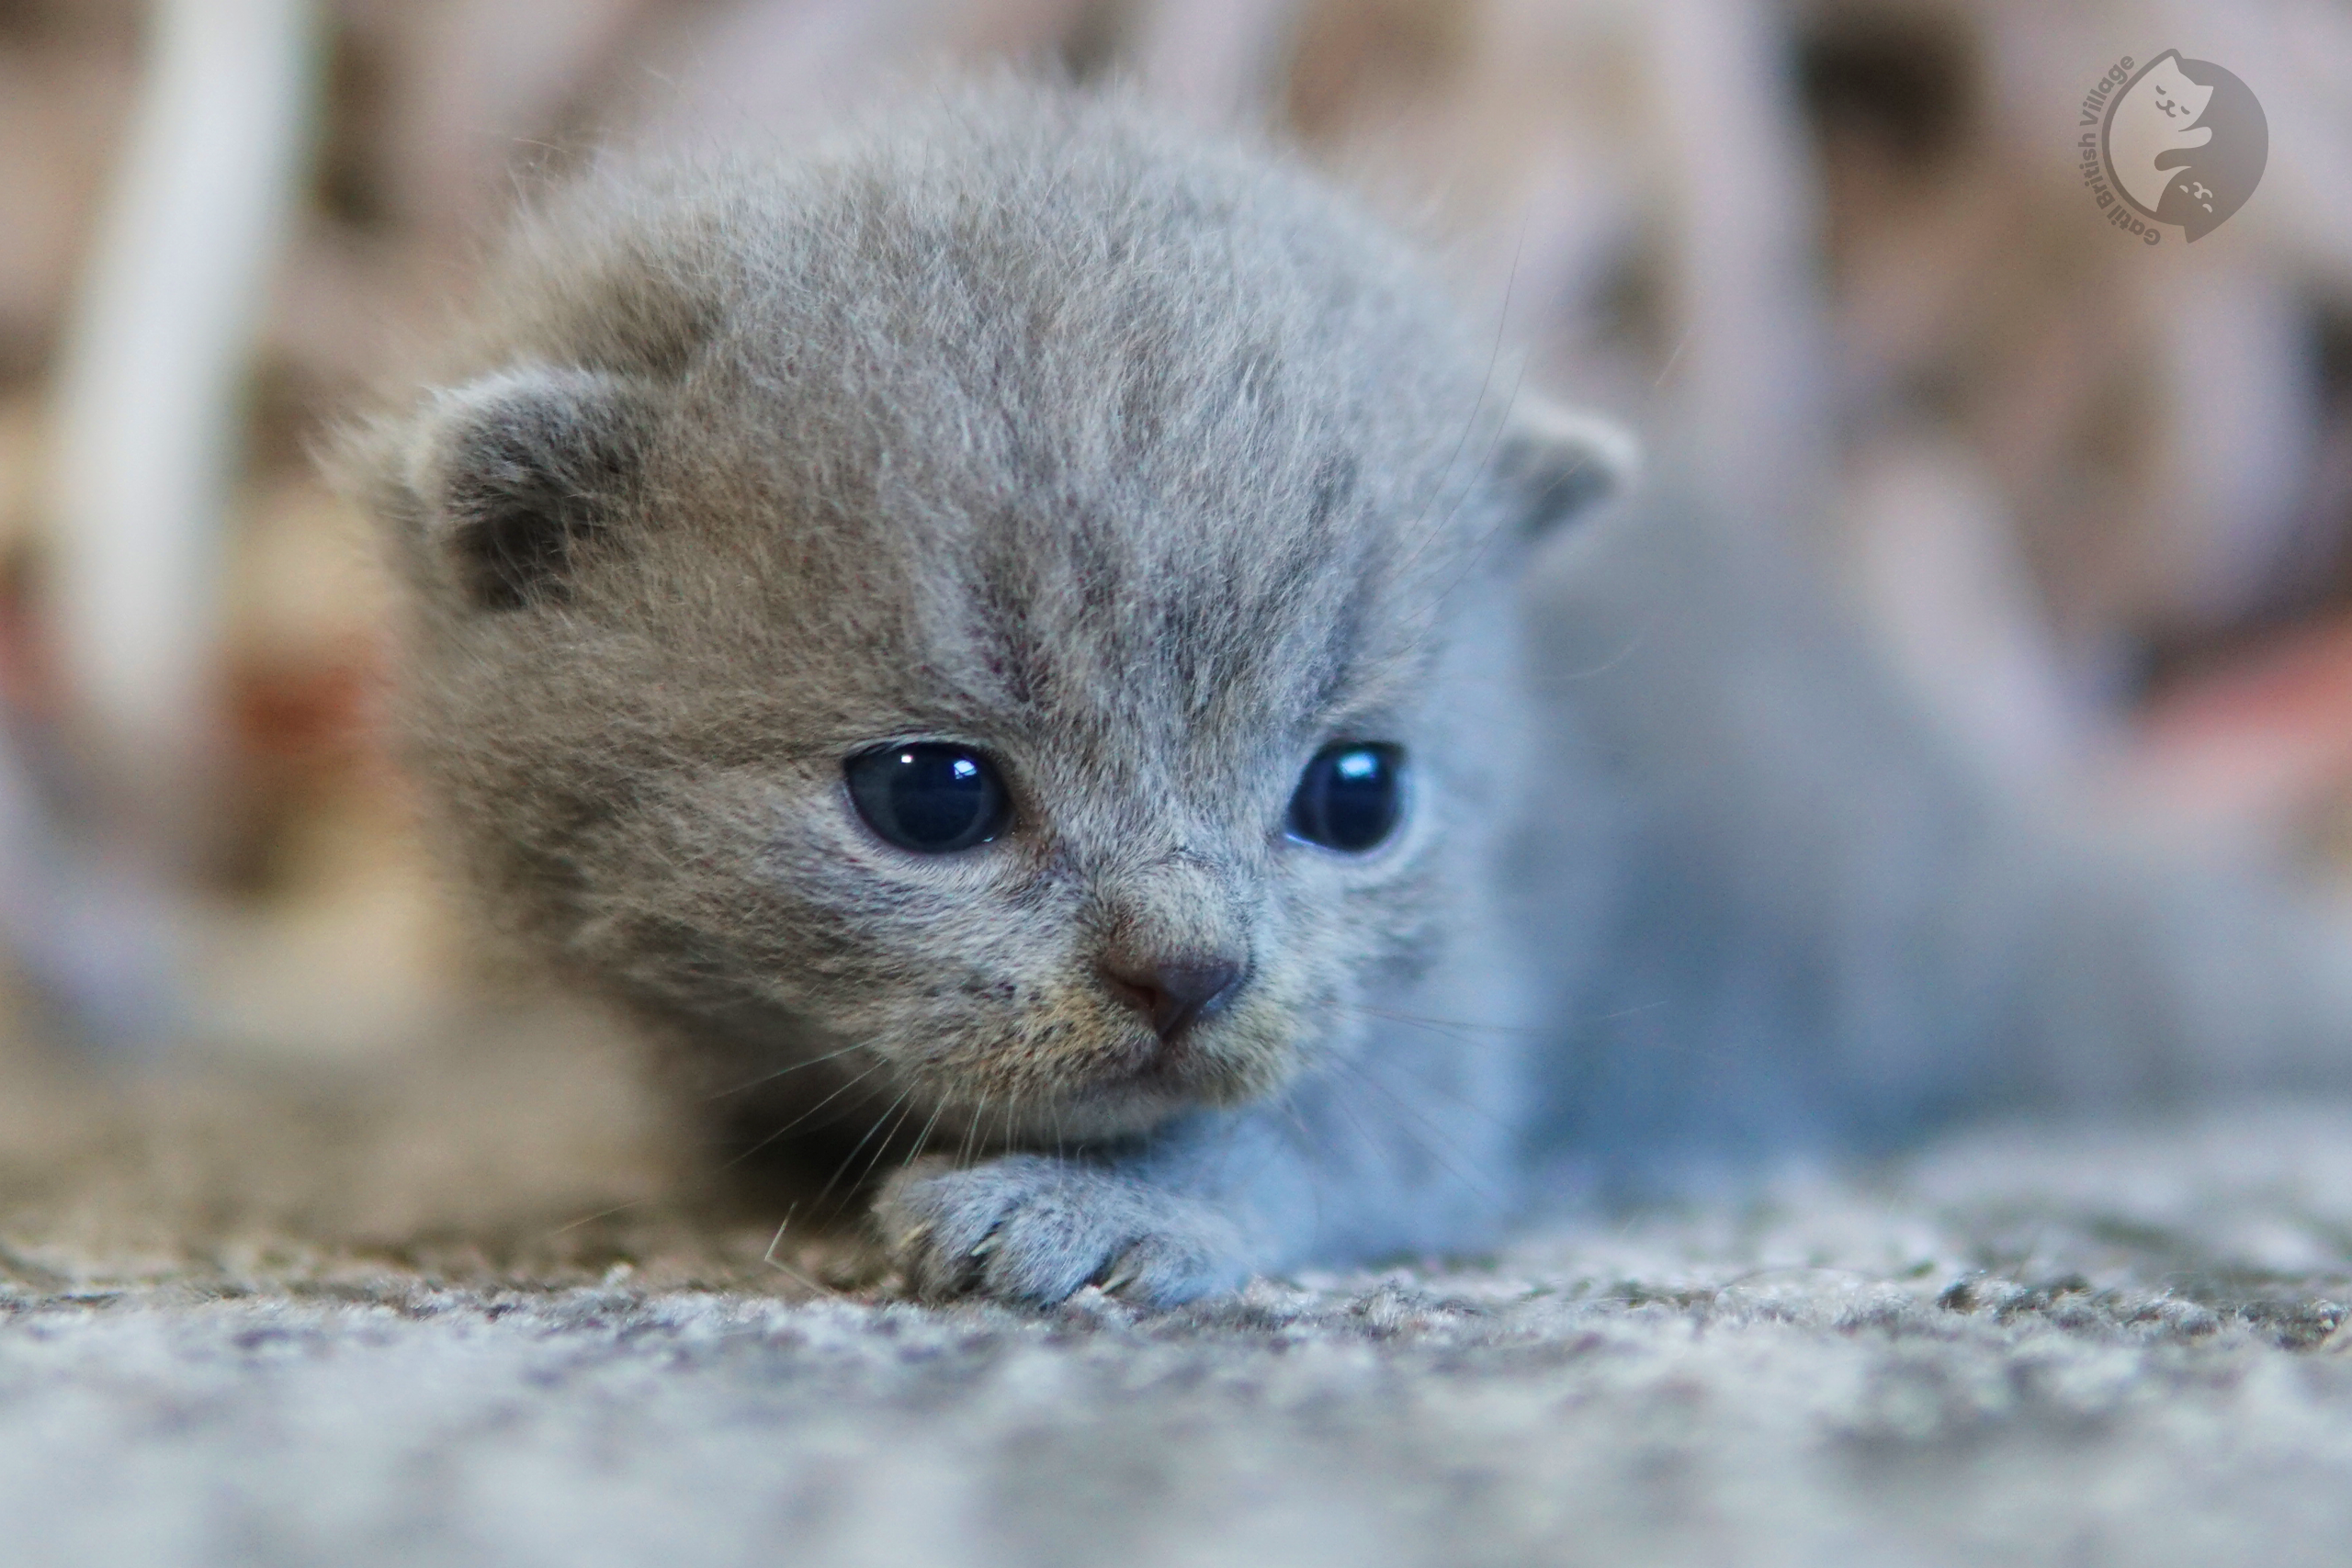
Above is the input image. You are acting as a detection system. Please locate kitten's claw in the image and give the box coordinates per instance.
[876,1156,1247,1308]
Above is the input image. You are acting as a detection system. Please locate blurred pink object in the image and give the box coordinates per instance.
[2132,616,2352,833]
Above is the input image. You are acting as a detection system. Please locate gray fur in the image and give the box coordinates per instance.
[353,80,2352,1307]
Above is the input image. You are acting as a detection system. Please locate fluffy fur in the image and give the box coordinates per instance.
[356,81,2352,1306]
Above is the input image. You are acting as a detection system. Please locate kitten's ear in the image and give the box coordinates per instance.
[399,367,661,611]
[1491,400,1641,542]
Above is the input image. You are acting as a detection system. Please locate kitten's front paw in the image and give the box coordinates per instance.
[876,1156,1248,1308]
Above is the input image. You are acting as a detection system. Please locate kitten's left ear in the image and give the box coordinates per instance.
[1491,400,1641,540]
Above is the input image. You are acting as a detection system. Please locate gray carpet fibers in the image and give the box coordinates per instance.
[5,1019,2352,1565]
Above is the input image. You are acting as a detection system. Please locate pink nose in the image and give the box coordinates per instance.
[1099,953,1246,1041]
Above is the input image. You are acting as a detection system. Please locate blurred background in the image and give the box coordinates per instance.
[5,0,2352,1078]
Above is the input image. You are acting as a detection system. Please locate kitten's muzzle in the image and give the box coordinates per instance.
[1098,952,1247,1042]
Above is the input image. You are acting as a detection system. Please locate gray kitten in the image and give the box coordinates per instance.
[356,81,2352,1306]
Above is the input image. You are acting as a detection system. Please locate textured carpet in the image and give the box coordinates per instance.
[6,1011,2352,1566]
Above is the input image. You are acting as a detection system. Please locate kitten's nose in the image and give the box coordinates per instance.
[1099,952,1246,1041]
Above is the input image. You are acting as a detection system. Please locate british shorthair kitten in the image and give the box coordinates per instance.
[355,81,2352,1305]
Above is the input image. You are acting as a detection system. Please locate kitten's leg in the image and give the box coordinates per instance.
[876,1149,1254,1306]
[876,1012,1533,1307]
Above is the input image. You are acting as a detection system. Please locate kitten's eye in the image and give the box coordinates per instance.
[1285,743,1404,853]
[845,744,1011,853]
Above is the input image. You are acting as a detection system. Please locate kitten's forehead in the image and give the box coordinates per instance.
[761,406,1462,782]
[935,467,1426,749]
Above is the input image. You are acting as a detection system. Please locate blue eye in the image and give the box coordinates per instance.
[1286,743,1404,852]
[845,744,1011,852]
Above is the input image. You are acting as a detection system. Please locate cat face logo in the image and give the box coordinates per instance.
[2098,51,2267,241]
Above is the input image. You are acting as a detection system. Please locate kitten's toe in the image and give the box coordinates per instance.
[876,1155,1247,1308]
[1091,1230,1240,1306]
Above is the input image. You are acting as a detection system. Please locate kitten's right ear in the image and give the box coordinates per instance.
[398,367,660,611]
[1491,400,1641,542]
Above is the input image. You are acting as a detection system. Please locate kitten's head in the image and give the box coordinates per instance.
[360,84,1633,1143]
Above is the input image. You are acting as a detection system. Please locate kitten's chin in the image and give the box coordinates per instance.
[917,1032,1302,1145]
[1075,1055,1293,1136]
